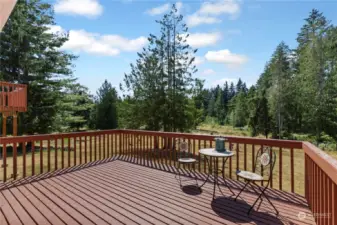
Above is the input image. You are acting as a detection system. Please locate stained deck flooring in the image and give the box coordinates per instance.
[0,158,315,225]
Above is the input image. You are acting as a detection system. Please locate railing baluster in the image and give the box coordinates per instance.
[236,143,239,179]
[68,137,71,168]
[111,134,113,157]
[40,139,43,174]
[3,143,7,182]
[120,133,122,157]
[188,138,191,170]
[99,135,102,160]
[48,139,51,172]
[161,136,164,165]
[203,140,206,173]
[61,138,64,169]
[193,139,196,171]
[107,134,110,158]
[95,135,97,161]
[79,136,82,164]
[333,182,336,225]
[244,143,247,171]
[55,138,58,171]
[229,141,232,179]
[103,134,106,159]
[143,135,146,165]
[261,145,264,186]
[290,148,294,193]
[23,142,26,178]
[32,142,35,176]
[146,135,149,166]
[209,140,212,175]
[252,144,255,172]
[85,135,88,163]
[279,147,282,190]
[270,146,273,189]
[74,137,77,165]
[13,142,17,180]
[198,139,201,172]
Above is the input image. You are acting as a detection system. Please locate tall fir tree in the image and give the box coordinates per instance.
[122,4,198,132]
[296,9,334,141]
[95,80,118,130]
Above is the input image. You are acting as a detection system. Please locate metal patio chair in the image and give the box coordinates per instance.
[175,139,198,188]
[234,147,278,215]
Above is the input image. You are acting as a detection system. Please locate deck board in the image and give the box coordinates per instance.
[0,159,316,225]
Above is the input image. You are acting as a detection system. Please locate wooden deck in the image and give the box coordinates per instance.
[0,158,315,225]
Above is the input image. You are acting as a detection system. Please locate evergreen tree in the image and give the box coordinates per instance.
[223,81,229,119]
[229,82,236,100]
[55,82,94,131]
[121,4,197,132]
[267,42,293,138]
[296,9,334,141]
[214,87,225,125]
[95,80,118,130]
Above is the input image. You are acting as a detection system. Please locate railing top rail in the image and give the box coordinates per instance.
[303,141,337,184]
[0,82,27,88]
[119,129,303,149]
[0,129,303,148]
[0,129,120,143]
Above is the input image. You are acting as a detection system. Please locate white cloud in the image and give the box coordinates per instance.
[62,30,120,56]
[205,49,248,67]
[212,78,237,87]
[146,3,170,16]
[101,35,148,52]
[47,26,148,56]
[186,32,222,48]
[54,0,103,17]
[186,0,241,27]
[186,14,221,27]
[202,69,216,75]
[146,2,183,16]
[199,0,240,17]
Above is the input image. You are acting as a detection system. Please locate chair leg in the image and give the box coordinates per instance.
[178,163,182,187]
[234,180,250,201]
[248,184,279,215]
[258,186,279,215]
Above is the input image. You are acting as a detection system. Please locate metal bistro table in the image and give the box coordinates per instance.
[199,148,236,199]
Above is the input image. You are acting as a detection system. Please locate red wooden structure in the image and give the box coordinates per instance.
[0,81,27,136]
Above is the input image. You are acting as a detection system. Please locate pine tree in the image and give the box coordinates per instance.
[55,82,94,131]
[121,4,197,132]
[223,81,229,120]
[267,42,293,138]
[296,9,333,141]
[229,82,236,100]
[95,80,118,130]
[214,87,225,125]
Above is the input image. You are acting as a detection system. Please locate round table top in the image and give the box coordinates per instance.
[199,148,235,157]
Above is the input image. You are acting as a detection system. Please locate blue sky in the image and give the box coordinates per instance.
[50,0,337,95]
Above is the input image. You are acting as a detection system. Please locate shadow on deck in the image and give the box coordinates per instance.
[0,156,315,225]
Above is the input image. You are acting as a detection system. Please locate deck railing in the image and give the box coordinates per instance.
[304,142,337,225]
[0,81,27,113]
[0,129,336,224]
